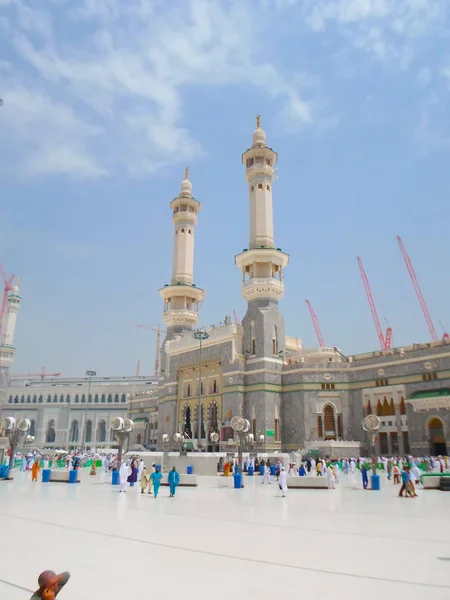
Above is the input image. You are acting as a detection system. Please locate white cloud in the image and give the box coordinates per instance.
[0,0,315,179]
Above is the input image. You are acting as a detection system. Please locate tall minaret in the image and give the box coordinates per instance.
[235,117,289,361]
[159,169,205,340]
[0,280,21,405]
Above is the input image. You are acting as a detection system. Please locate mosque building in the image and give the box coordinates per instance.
[156,118,450,458]
[1,119,450,457]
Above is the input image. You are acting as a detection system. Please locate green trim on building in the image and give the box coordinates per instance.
[410,388,450,399]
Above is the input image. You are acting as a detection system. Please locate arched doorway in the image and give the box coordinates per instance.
[97,420,106,443]
[29,420,36,437]
[136,433,142,445]
[85,420,93,443]
[323,405,336,440]
[70,420,79,443]
[183,406,192,439]
[46,419,56,443]
[428,417,447,456]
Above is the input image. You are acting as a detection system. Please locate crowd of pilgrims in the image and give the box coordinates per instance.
[11,449,450,498]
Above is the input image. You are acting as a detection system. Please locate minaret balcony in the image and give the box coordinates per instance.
[235,247,289,270]
[163,309,199,328]
[242,277,284,300]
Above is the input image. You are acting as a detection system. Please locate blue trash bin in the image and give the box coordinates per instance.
[248,466,254,476]
[187,465,193,474]
[270,465,276,476]
[0,465,8,478]
[42,469,51,483]
[259,465,265,476]
[112,471,120,485]
[371,474,380,491]
[234,464,239,474]
[233,472,242,489]
[69,469,78,484]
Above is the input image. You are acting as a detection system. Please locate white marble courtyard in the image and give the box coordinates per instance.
[1,469,450,600]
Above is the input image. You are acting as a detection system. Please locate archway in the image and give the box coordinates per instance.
[97,420,106,443]
[183,405,192,439]
[29,420,36,437]
[46,419,56,443]
[323,405,336,440]
[428,417,447,456]
[85,420,92,443]
[208,402,219,451]
[136,433,142,445]
[70,420,79,443]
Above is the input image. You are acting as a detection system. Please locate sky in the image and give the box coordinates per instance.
[1,0,450,377]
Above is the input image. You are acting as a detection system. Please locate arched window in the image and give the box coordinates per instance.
[376,400,383,416]
[136,433,142,445]
[8,395,12,404]
[318,415,323,437]
[60,395,65,403]
[81,395,86,403]
[14,395,18,404]
[400,398,406,415]
[38,395,43,403]
[46,419,56,443]
[53,395,58,403]
[66,395,70,404]
[209,403,219,430]
[194,405,205,439]
[107,394,112,403]
[74,394,79,403]
[101,394,106,403]
[70,420,79,443]
[184,406,192,439]
[366,400,372,415]
[323,405,336,440]
[30,420,36,437]
[114,394,119,403]
[121,394,127,403]
[85,420,93,443]
[94,394,99,403]
[272,325,278,356]
[97,420,106,443]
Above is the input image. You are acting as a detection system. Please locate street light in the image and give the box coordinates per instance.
[193,328,209,449]
[84,370,97,452]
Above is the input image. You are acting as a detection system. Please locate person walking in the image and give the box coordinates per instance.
[31,458,40,482]
[262,462,271,484]
[168,466,180,497]
[150,466,163,498]
[140,467,149,494]
[361,464,369,490]
[119,460,130,493]
[278,467,288,497]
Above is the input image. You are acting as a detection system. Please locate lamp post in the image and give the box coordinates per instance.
[84,370,96,452]
[193,328,209,450]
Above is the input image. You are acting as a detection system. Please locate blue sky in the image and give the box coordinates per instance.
[1,0,450,376]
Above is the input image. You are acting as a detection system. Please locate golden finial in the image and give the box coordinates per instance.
[256,114,261,129]
[185,166,189,180]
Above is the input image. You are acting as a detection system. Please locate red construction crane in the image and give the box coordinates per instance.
[10,366,61,380]
[0,262,14,340]
[133,324,166,376]
[305,299,325,348]
[357,257,391,350]
[397,236,438,342]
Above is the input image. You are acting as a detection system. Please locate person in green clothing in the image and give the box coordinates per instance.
[150,466,163,498]
[168,466,180,497]
[30,570,70,599]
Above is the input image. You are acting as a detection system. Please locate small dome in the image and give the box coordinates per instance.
[252,115,267,147]
[180,178,192,196]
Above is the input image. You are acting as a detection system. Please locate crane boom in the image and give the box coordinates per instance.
[133,323,166,376]
[305,299,325,348]
[357,257,385,350]
[397,236,438,342]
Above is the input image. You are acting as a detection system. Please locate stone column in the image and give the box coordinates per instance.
[394,400,404,456]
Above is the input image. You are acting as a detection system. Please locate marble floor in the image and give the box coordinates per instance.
[1,469,450,600]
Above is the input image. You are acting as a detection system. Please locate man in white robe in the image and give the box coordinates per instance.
[279,467,288,497]
[350,459,356,474]
[119,461,130,493]
[137,459,145,481]
[327,465,335,489]
[262,464,271,484]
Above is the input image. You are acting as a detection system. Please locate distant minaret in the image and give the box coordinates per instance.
[235,117,289,360]
[0,279,21,403]
[159,169,205,340]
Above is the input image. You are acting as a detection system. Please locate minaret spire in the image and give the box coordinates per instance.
[159,170,205,334]
[0,278,21,370]
[235,118,289,360]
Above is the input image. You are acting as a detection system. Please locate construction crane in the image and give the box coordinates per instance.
[133,324,166,376]
[357,257,392,350]
[0,262,14,340]
[305,299,325,348]
[10,366,61,380]
[397,236,438,342]
[438,321,449,342]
